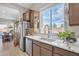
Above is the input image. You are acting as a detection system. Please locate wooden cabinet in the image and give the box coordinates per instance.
[23,10,39,35]
[33,40,52,51]
[32,40,53,56]
[23,12,29,22]
[23,10,33,22]
[32,40,79,56]
[53,47,79,56]
[69,3,79,26]
[41,48,52,56]
[33,44,40,56]
[23,10,34,30]
[53,53,61,56]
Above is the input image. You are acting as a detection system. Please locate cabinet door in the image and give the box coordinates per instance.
[23,12,30,22]
[23,13,26,21]
[33,44,40,56]
[69,3,79,26]
[41,48,52,56]
[30,10,34,28]
[26,11,30,21]
[54,47,79,56]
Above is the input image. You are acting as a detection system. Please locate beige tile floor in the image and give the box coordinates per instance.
[0,42,28,56]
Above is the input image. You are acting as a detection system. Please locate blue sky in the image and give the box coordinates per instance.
[42,3,64,27]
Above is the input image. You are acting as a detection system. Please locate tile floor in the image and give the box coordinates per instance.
[0,41,28,56]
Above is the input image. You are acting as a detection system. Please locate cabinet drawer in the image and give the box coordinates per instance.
[33,40,52,51]
[33,40,41,46]
[54,47,79,56]
[41,48,52,56]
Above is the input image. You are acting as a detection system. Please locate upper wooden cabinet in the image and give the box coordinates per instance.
[23,10,39,35]
[23,10,34,22]
[69,3,79,26]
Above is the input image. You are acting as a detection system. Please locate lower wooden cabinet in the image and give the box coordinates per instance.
[53,53,61,56]
[32,40,53,56]
[41,48,52,56]
[53,47,79,56]
[32,40,79,56]
[32,43,52,56]
[33,44,40,56]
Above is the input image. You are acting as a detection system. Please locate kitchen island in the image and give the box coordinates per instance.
[25,35,79,56]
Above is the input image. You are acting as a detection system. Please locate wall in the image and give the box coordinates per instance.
[65,3,79,38]
[34,11,39,34]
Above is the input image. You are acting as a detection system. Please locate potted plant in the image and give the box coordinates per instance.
[57,31,77,43]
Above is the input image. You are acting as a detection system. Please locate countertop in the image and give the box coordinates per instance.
[25,35,79,54]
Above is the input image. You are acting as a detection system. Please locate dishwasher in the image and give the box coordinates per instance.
[25,37,32,56]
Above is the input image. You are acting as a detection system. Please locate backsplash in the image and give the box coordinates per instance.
[64,3,79,38]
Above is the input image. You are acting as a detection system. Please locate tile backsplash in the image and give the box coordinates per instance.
[64,3,79,38]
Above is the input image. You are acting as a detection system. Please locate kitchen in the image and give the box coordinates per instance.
[19,3,79,56]
[0,3,79,56]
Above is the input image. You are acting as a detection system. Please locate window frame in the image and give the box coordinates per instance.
[39,3,65,34]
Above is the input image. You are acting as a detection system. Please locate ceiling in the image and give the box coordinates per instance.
[0,3,54,24]
[16,3,53,11]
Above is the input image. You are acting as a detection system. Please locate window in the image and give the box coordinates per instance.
[41,8,50,34]
[41,3,65,34]
[0,24,7,32]
[51,3,64,33]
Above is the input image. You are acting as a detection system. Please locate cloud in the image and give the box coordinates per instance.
[42,3,65,27]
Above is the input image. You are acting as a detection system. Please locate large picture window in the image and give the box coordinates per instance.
[41,8,50,34]
[41,3,65,34]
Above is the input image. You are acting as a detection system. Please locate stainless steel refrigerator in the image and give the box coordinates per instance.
[18,21,29,51]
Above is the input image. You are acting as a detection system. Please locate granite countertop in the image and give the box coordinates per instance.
[26,35,79,54]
